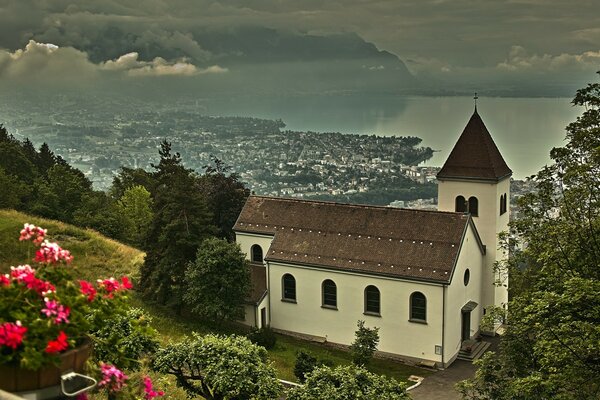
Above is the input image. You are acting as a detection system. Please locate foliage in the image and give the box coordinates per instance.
[117,185,153,247]
[140,141,214,309]
[91,307,160,371]
[152,333,283,400]
[287,364,409,400]
[457,73,600,399]
[247,326,277,350]
[294,350,318,383]
[0,223,133,370]
[199,156,250,241]
[350,320,380,366]
[183,237,250,322]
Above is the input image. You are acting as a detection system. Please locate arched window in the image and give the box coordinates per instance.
[468,196,479,217]
[410,292,427,322]
[364,285,380,315]
[251,244,263,263]
[455,196,467,213]
[500,193,507,215]
[282,274,296,301]
[322,279,337,308]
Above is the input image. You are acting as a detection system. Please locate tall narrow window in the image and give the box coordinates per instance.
[500,193,507,215]
[455,196,467,213]
[251,244,263,263]
[364,285,380,315]
[322,279,337,308]
[468,196,479,217]
[282,274,296,302]
[410,292,427,322]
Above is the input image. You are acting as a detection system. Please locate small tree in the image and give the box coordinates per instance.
[294,350,318,383]
[287,365,409,400]
[117,185,153,247]
[350,320,380,366]
[152,333,282,400]
[183,237,250,322]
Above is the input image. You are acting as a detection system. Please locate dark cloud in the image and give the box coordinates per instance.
[0,0,597,94]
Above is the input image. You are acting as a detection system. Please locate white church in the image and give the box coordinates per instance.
[234,109,511,368]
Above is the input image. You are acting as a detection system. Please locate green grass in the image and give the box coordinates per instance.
[0,209,144,282]
[1,209,431,384]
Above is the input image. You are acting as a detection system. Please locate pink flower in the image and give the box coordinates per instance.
[35,240,73,264]
[10,265,55,295]
[0,321,27,350]
[45,331,69,353]
[1,274,11,287]
[41,298,70,324]
[79,280,97,301]
[143,376,165,400]
[19,223,46,245]
[98,363,128,393]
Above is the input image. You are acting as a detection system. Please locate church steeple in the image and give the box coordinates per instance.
[436,110,512,182]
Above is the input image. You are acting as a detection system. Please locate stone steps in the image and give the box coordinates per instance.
[457,340,491,362]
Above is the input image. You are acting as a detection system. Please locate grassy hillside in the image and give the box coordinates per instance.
[0,209,144,282]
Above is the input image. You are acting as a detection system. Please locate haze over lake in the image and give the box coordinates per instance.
[207,95,580,180]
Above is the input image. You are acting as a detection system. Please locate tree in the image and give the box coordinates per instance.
[73,192,131,241]
[117,185,153,247]
[350,320,380,366]
[140,141,214,308]
[287,365,409,400]
[199,156,250,241]
[457,73,600,399]
[152,333,282,400]
[110,167,156,200]
[0,167,30,209]
[183,237,250,322]
[294,350,318,383]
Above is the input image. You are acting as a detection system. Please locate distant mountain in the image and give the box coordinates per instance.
[78,26,417,95]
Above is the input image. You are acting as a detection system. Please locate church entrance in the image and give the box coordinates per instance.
[461,311,471,341]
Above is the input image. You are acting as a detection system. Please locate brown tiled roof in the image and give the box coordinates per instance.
[235,196,481,284]
[246,263,267,304]
[437,110,512,181]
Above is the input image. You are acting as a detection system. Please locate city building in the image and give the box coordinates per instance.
[234,109,511,367]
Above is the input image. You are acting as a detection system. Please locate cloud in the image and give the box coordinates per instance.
[497,45,600,72]
[0,40,97,83]
[0,40,227,87]
[101,52,227,76]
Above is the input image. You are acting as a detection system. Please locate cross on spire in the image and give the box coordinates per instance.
[474,92,479,111]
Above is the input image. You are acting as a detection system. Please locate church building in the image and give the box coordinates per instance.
[234,109,511,367]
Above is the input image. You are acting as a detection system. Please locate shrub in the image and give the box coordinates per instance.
[294,350,318,383]
[350,320,380,366]
[247,326,277,350]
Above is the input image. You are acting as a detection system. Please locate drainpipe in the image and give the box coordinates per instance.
[266,260,272,326]
[442,285,446,367]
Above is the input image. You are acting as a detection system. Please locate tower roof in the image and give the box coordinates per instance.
[437,110,512,182]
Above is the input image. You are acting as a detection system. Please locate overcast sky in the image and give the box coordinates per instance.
[0,0,598,93]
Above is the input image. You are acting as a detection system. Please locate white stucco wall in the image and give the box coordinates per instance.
[437,177,510,309]
[443,223,485,364]
[267,262,445,363]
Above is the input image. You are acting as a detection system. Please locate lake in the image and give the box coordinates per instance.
[207,94,580,180]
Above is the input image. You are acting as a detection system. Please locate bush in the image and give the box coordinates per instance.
[350,320,380,366]
[247,326,277,350]
[294,350,318,383]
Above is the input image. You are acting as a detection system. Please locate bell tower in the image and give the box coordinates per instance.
[437,107,511,310]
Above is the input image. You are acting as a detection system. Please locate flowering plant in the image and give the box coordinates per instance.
[0,223,133,370]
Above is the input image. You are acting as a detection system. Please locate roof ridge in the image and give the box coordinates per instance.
[247,195,467,217]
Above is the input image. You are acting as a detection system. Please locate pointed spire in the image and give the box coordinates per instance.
[437,109,512,182]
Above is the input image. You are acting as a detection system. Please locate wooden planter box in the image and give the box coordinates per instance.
[0,340,92,393]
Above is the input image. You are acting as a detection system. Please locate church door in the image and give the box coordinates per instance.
[260,307,267,328]
[461,311,471,341]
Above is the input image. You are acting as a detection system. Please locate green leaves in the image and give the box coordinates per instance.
[152,333,282,399]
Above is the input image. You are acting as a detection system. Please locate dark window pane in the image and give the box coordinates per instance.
[411,292,427,321]
[455,196,467,213]
[283,274,296,300]
[365,285,380,314]
[251,245,263,262]
[323,280,337,307]
[468,197,479,217]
